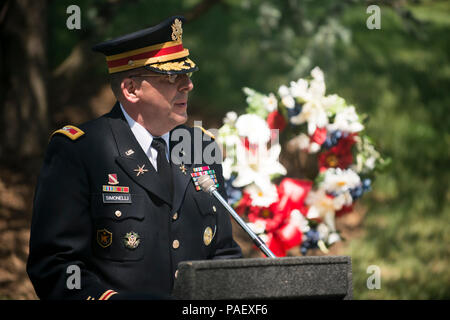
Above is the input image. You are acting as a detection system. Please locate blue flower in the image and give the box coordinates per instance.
[323,130,343,149]
[287,103,303,119]
[362,178,372,192]
[224,176,243,205]
[300,229,321,255]
[350,185,363,200]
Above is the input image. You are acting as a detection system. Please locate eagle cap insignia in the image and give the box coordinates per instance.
[171,18,183,41]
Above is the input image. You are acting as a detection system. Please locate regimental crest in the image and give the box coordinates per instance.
[97,229,112,248]
[171,18,183,41]
[108,173,119,185]
[123,231,140,250]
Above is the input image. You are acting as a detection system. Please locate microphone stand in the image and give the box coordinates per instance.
[198,175,277,259]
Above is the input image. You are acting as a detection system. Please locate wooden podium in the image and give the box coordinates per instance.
[172,256,352,300]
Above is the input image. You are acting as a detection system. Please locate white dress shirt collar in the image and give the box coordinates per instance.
[120,103,170,169]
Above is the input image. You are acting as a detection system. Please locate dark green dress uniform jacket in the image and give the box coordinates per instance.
[27,103,242,300]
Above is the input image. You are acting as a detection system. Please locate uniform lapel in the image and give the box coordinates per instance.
[169,129,194,213]
[107,103,172,205]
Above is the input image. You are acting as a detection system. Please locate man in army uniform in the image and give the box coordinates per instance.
[27,16,242,300]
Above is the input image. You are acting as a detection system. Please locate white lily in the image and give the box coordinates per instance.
[289,78,309,101]
[290,100,329,135]
[290,209,310,233]
[289,133,321,154]
[221,157,234,181]
[288,67,331,134]
[305,189,342,220]
[309,74,326,99]
[244,182,279,207]
[235,114,271,145]
[232,143,287,190]
[320,168,361,195]
[278,85,295,109]
[247,220,267,234]
[262,93,278,112]
[223,111,238,125]
[327,106,364,133]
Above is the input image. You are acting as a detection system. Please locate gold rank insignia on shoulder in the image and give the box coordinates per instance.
[51,125,84,140]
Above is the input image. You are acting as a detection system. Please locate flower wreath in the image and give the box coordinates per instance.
[217,67,388,257]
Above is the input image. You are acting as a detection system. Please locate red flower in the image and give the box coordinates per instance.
[335,203,354,217]
[311,127,327,145]
[267,110,287,132]
[276,178,313,217]
[235,178,315,257]
[318,134,356,172]
[235,191,285,232]
[234,192,252,216]
[267,110,287,141]
[275,220,303,250]
[266,233,288,257]
[265,220,303,257]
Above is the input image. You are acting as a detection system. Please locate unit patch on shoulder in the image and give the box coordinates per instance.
[51,125,85,140]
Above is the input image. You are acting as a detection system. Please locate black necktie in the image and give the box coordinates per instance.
[151,137,173,201]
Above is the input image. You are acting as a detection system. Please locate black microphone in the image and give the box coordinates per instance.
[197,175,276,258]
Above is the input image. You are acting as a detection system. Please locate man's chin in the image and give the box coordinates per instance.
[171,112,188,126]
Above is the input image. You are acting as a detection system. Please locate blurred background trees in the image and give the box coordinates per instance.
[0,0,448,299]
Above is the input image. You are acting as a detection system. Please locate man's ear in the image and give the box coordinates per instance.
[121,78,140,103]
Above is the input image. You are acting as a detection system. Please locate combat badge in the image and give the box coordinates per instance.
[123,231,140,250]
[97,229,112,248]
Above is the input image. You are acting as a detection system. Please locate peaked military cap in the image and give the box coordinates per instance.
[92,16,198,75]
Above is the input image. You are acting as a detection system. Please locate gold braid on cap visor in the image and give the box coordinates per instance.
[105,40,191,73]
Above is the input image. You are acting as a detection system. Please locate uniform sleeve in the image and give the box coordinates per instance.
[208,142,243,260]
[27,136,117,300]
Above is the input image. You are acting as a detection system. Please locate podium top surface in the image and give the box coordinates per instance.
[178,255,351,269]
[173,256,352,300]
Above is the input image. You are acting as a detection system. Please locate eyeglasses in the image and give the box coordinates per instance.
[130,72,193,84]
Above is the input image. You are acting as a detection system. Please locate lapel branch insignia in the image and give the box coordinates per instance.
[134,164,148,176]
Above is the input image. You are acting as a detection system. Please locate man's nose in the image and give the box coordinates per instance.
[178,75,194,92]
